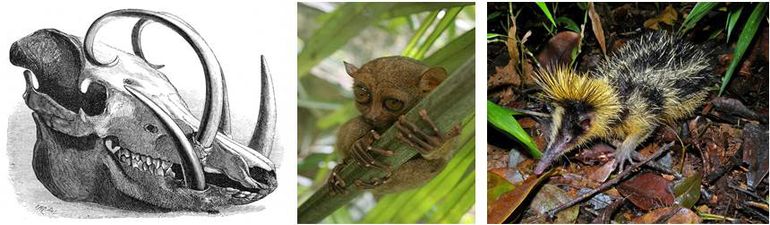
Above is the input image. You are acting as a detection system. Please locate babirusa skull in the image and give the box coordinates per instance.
[9,9,277,212]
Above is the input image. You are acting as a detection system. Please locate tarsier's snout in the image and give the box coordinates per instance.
[10,9,277,212]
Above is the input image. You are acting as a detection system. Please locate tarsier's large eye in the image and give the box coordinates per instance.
[384,98,404,112]
[354,85,371,104]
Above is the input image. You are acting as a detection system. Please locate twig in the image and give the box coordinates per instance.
[546,142,674,218]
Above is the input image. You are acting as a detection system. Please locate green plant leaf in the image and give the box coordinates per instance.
[487,33,507,39]
[403,10,440,58]
[673,172,702,208]
[726,6,744,43]
[424,29,475,73]
[414,6,464,59]
[487,100,541,158]
[535,2,557,28]
[556,16,580,33]
[719,2,766,96]
[298,2,471,77]
[680,2,718,33]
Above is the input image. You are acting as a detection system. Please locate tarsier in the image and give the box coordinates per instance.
[327,56,460,194]
[9,9,277,212]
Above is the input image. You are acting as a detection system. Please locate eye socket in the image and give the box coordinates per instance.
[353,85,371,104]
[384,98,404,112]
[144,124,158,133]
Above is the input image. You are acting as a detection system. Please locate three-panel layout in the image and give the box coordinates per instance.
[3,1,768,224]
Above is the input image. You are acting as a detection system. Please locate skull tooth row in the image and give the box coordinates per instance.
[106,140,176,178]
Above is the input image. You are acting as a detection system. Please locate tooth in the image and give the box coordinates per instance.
[248,193,258,199]
[144,156,152,165]
[234,193,246,198]
[167,170,175,178]
[155,167,165,176]
[153,159,161,169]
[132,153,139,160]
[79,78,92,94]
[132,158,140,167]
[240,191,252,195]
[105,139,113,150]
[161,161,171,170]
[224,187,239,192]
[78,109,88,123]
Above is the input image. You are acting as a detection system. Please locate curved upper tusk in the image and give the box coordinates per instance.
[124,85,206,191]
[131,18,165,69]
[84,9,223,149]
[248,55,277,157]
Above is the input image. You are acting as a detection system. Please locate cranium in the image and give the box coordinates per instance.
[9,9,277,212]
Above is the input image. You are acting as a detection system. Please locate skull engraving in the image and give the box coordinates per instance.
[9,9,277,212]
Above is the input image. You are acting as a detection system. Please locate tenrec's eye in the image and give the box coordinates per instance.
[384,98,404,111]
[354,86,371,104]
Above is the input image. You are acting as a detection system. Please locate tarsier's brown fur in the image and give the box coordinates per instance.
[331,56,458,194]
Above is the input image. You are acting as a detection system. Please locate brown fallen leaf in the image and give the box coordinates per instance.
[488,170,555,224]
[617,172,675,211]
[643,5,679,30]
[632,207,702,223]
[742,123,769,189]
[521,184,579,223]
[488,144,509,169]
[588,2,607,55]
[588,159,615,183]
[709,97,764,122]
[537,31,580,70]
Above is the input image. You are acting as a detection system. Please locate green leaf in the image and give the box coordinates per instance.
[414,6,464,59]
[556,16,580,33]
[423,29,475,73]
[719,2,766,96]
[680,2,719,33]
[726,6,744,43]
[402,10,440,58]
[673,172,702,208]
[487,33,507,39]
[535,2,557,28]
[298,2,471,77]
[487,100,541,158]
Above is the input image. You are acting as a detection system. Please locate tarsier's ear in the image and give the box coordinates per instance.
[419,67,448,94]
[344,61,359,78]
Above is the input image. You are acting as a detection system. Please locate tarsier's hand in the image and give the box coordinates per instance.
[328,130,394,194]
[396,109,461,160]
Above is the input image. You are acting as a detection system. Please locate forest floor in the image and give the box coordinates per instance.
[487,2,768,223]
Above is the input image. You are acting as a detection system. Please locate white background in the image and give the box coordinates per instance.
[0,0,297,223]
